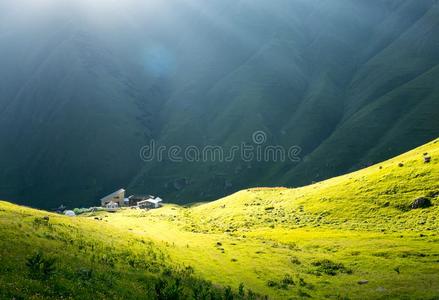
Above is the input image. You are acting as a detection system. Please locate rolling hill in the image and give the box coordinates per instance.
[1,138,438,299]
[0,0,438,208]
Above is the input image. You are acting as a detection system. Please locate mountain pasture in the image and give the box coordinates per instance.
[1,139,438,299]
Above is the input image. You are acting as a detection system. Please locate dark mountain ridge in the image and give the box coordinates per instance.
[0,0,438,208]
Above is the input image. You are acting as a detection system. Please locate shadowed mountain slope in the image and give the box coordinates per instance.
[0,0,438,208]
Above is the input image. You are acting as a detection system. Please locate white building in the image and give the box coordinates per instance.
[137,197,163,209]
[64,210,76,217]
[100,189,125,207]
[105,201,119,212]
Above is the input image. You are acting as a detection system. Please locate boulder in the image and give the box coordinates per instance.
[411,197,432,209]
[358,280,369,285]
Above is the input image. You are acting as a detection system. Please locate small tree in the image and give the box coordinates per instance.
[26,251,56,280]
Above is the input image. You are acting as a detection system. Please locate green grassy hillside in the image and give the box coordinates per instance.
[1,139,438,299]
[0,202,259,299]
[190,138,439,233]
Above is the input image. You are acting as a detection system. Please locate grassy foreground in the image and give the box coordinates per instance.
[1,138,438,299]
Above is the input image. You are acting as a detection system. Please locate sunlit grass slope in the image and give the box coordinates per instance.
[107,138,439,299]
[190,138,439,233]
[1,138,438,299]
[0,203,255,299]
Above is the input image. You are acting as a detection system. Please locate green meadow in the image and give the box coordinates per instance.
[1,138,438,299]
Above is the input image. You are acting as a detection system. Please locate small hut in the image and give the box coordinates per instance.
[127,195,155,207]
[105,201,119,212]
[137,197,163,209]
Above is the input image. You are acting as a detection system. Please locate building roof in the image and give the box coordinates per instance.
[146,198,162,204]
[137,198,162,205]
[128,194,154,200]
[100,188,125,201]
[152,197,163,203]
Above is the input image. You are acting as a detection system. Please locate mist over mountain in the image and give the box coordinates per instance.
[0,0,438,209]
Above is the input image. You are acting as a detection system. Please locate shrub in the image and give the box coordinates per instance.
[32,217,50,228]
[267,276,295,290]
[298,289,311,298]
[267,280,277,287]
[73,208,90,215]
[155,277,183,300]
[311,259,351,276]
[192,281,212,299]
[290,256,301,265]
[183,266,194,276]
[299,278,314,290]
[26,251,56,280]
[281,274,295,286]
